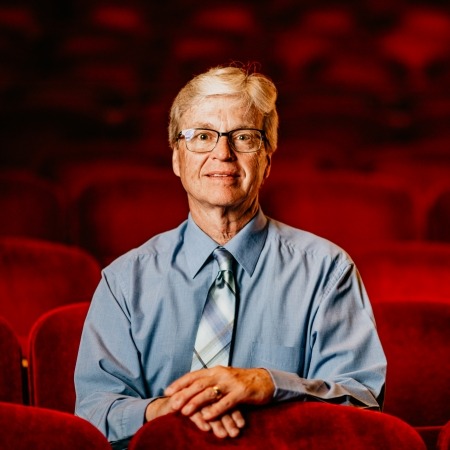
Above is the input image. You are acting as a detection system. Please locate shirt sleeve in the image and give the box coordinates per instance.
[266,260,386,410]
[74,266,154,442]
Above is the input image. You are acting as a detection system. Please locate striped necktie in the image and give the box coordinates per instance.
[191,247,236,371]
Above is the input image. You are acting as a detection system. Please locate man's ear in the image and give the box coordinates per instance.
[172,146,181,177]
[263,153,272,180]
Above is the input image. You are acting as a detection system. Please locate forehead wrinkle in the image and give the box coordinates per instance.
[182,96,263,130]
[189,122,260,131]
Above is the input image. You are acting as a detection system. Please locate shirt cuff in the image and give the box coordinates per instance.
[265,368,309,402]
[121,398,154,440]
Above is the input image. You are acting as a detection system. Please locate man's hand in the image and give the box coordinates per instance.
[145,367,274,438]
[145,397,245,438]
[164,366,275,422]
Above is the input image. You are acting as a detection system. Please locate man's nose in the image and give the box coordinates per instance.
[211,136,234,160]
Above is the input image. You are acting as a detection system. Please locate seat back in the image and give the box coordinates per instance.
[129,402,426,449]
[0,237,100,352]
[0,317,23,404]
[356,242,450,302]
[0,402,111,450]
[261,173,417,254]
[0,172,66,242]
[28,302,90,412]
[427,188,450,242]
[75,174,188,265]
[373,301,450,427]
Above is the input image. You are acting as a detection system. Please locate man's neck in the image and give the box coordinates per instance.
[189,202,259,245]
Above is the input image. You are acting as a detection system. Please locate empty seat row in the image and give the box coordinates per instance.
[1,235,450,354]
[5,400,450,449]
[1,300,449,449]
[2,169,450,264]
[0,234,449,446]
[0,236,100,353]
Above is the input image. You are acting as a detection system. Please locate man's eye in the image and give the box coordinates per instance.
[236,133,251,141]
[194,132,213,141]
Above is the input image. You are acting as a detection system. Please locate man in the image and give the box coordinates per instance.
[75,65,386,447]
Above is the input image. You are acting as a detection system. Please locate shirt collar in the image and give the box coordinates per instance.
[184,209,268,278]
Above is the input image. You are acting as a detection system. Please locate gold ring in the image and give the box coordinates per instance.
[211,386,222,398]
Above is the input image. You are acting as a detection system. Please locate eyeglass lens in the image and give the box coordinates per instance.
[183,129,263,153]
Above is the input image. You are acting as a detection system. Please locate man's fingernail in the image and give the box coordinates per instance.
[230,428,240,438]
[237,419,245,428]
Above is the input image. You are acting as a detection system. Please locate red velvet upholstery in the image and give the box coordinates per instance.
[438,421,450,450]
[260,173,417,255]
[28,302,90,412]
[373,302,450,446]
[75,174,189,265]
[427,188,450,243]
[50,158,172,200]
[0,402,111,449]
[0,237,100,353]
[0,317,23,404]
[129,402,426,449]
[356,242,450,302]
[0,172,67,242]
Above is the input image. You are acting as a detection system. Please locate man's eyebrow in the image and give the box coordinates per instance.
[189,123,215,129]
[188,123,259,130]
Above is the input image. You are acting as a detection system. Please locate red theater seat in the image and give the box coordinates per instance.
[261,173,417,255]
[0,237,100,353]
[0,172,66,242]
[129,402,426,449]
[28,302,89,412]
[277,87,383,146]
[0,402,111,450]
[270,6,358,85]
[376,6,450,93]
[427,188,450,243]
[356,241,450,303]
[75,174,188,265]
[0,317,23,404]
[373,301,450,449]
[51,158,171,200]
[165,5,261,83]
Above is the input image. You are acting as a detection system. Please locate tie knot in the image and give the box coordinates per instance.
[213,247,234,272]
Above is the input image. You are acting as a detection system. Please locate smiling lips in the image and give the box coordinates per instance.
[206,171,239,178]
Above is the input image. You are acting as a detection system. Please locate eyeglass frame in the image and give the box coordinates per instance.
[177,127,267,153]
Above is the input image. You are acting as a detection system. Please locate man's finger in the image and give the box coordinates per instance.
[231,410,246,428]
[209,419,228,439]
[165,368,212,396]
[199,394,239,421]
[180,385,225,415]
[189,412,211,432]
[220,414,241,438]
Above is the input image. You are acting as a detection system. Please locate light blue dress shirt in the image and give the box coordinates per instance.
[75,209,386,442]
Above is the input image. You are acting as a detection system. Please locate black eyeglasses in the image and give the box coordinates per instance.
[177,128,266,153]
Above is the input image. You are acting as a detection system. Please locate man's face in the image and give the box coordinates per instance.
[172,95,271,215]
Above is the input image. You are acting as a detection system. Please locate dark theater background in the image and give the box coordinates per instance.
[0,1,449,449]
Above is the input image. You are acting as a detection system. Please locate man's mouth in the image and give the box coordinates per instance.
[207,172,238,178]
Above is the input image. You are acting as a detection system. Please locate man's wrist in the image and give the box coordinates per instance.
[144,397,167,422]
[257,368,276,403]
